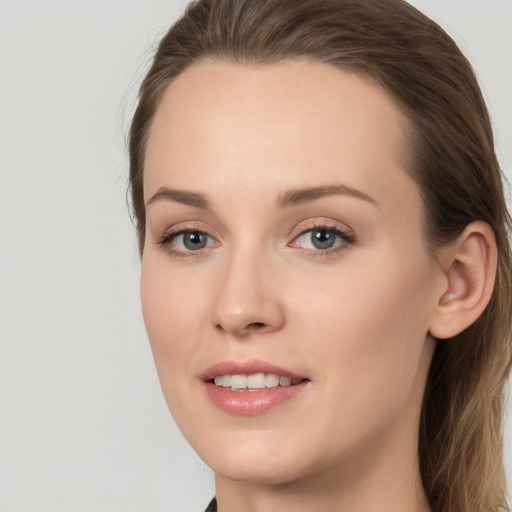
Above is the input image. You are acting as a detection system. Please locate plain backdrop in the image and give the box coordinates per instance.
[0,1,511,511]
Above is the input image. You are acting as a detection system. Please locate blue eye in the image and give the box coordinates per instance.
[309,229,337,249]
[159,230,216,255]
[293,227,353,252]
[179,231,208,250]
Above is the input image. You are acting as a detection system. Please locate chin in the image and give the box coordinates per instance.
[190,429,311,485]
[210,456,307,485]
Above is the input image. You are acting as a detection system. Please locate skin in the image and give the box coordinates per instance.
[140,59,441,512]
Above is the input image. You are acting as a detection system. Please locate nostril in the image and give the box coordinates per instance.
[214,321,268,335]
[214,321,267,334]
[248,322,266,330]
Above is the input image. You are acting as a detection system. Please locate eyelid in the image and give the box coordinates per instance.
[159,221,221,240]
[154,218,355,258]
[288,219,356,256]
[289,218,354,240]
[155,221,221,257]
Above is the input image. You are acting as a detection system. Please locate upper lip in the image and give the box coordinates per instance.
[201,359,306,381]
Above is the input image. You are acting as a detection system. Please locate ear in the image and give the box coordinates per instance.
[429,221,497,339]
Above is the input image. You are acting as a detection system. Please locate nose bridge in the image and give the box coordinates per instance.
[211,240,285,336]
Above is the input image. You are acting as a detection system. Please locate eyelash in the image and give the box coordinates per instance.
[291,222,355,257]
[156,223,355,259]
[157,227,216,259]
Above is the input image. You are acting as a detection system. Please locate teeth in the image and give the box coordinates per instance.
[212,373,303,390]
[279,376,292,386]
[247,373,266,389]
[231,374,247,389]
[265,373,280,388]
[213,375,232,387]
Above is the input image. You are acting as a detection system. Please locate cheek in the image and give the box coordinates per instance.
[140,257,218,438]
[140,256,209,388]
[290,247,433,410]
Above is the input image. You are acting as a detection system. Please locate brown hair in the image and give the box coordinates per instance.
[128,1,512,510]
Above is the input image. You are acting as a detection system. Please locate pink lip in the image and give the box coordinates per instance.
[201,359,310,416]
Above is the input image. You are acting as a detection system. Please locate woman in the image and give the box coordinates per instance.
[128,0,512,510]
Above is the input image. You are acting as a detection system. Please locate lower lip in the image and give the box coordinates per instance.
[204,381,309,415]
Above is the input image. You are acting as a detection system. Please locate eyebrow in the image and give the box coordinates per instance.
[146,187,209,209]
[276,184,377,208]
[146,183,377,209]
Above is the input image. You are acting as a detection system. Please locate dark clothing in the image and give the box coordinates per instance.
[204,497,217,512]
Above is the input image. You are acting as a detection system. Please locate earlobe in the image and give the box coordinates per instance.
[429,221,497,340]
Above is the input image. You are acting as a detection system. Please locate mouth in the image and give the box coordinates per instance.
[211,372,305,391]
[202,360,310,415]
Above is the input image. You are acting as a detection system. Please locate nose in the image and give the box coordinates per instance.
[210,250,286,338]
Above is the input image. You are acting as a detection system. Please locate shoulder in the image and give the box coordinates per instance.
[204,497,217,512]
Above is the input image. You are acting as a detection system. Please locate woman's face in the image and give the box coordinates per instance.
[141,60,440,484]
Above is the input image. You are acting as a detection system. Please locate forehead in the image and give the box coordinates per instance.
[144,59,416,208]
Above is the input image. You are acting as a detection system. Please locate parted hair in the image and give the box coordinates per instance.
[128,1,512,510]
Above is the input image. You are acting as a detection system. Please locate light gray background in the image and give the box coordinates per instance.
[0,1,511,511]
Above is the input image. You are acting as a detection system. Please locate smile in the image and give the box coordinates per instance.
[213,373,304,391]
[203,361,310,415]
